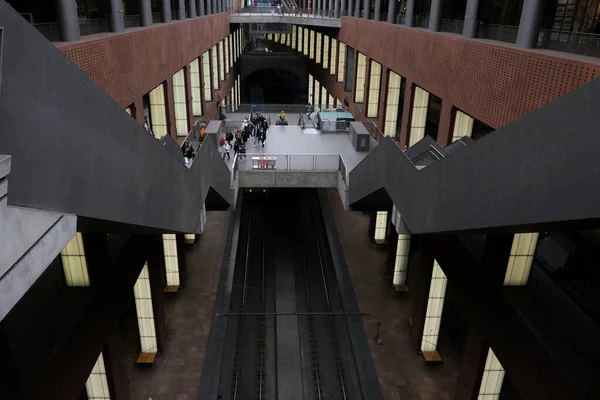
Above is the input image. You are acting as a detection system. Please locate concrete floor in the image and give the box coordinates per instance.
[326,189,461,400]
[128,211,230,400]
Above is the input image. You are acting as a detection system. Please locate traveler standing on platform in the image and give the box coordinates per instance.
[259,126,267,149]
[223,141,231,160]
[226,130,234,146]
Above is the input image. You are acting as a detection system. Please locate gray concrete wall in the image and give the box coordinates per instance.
[0,155,77,322]
[239,171,339,187]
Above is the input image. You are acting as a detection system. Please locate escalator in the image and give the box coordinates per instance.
[0,2,232,234]
[350,76,600,234]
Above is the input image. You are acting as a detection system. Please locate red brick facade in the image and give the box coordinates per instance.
[57,15,236,136]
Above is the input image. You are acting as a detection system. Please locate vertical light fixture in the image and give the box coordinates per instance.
[367,60,382,117]
[286,32,290,46]
[314,80,321,107]
[504,233,539,286]
[292,25,297,50]
[320,86,327,109]
[308,74,314,105]
[316,32,322,63]
[384,71,402,137]
[224,38,230,75]
[236,75,240,106]
[328,94,334,108]
[421,260,447,361]
[298,26,303,53]
[374,211,388,243]
[303,28,309,56]
[85,352,110,399]
[184,234,195,244]
[148,83,168,139]
[229,34,234,68]
[393,234,411,291]
[452,110,474,142]
[323,35,329,69]
[219,41,225,81]
[134,264,158,357]
[354,52,367,103]
[409,86,430,147]
[478,348,505,400]
[212,45,219,90]
[309,30,315,59]
[190,59,203,117]
[61,232,90,287]
[330,38,337,76]
[337,42,345,83]
[202,51,212,102]
[172,68,188,137]
[163,234,180,291]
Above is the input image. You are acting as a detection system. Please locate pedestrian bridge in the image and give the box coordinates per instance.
[230,10,342,28]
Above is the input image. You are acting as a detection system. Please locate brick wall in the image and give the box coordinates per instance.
[57,15,235,135]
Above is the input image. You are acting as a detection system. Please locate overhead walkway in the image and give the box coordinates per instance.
[349,76,600,234]
[0,2,232,234]
[230,8,341,28]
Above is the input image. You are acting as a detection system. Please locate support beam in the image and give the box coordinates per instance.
[55,0,80,41]
[462,0,479,38]
[387,0,396,24]
[428,0,442,31]
[516,0,544,49]
[373,0,381,21]
[108,0,125,32]
[139,0,153,26]
[188,0,197,17]
[176,234,188,288]
[162,0,172,22]
[404,0,414,27]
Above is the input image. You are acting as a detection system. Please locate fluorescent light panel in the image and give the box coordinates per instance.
[374,211,388,241]
[477,348,505,400]
[393,234,411,286]
[85,352,110,399]
[421,260,447,352]
[61,232,90,287]
[134,264,158,353]
[504,233,539,286]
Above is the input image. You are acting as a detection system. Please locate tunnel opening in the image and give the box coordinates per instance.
[241,68,307,105]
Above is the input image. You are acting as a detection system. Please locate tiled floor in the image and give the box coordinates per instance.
[128,211,230,400]
[327,189,460,400]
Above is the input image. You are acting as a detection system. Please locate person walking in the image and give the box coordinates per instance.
[223,141,231,160]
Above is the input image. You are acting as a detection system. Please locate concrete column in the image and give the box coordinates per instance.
[335,0,341,17]
[199,0,205,16]
[108,0,125,32]
[176,235,188,288]
[387,0,396,24]
[354,0,360,18]
[404,0,415,27]
[364,0,370,19]
[385,232,399,283]
[103,325,131,400]
[462,0,479,38]
[55,0,80,41]
[139,0,153,26]
[341,0,347,17]
[454,326,488,400]
[188,0,197,17]
[329,0,335,17]
[211,0,217,14]
[206,0,212,15]
[408,237,435,352]
[177,0,186,19]
[516,0,544,49]
[147,236,168,353]
[428,0,442,31]
[162,0,172,22]
[373,0,381,21]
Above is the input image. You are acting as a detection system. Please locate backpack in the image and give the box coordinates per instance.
[219,137,226,147]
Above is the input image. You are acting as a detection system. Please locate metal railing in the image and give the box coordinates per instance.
[415,16,429,29]
[152,13,162,23]
[236,6,345,18]
[538,29,600,58]
[230,153,346,186]
[478,23,519,44]
[226,103,311,114]
[124,15,141,28]
[440,19,464,34]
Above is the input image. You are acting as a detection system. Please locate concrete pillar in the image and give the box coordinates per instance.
[103,325,131,400]
[177,0,186,19]
[354,0,360,18]
[341,0,347,17]
[387,0,396,24]
[176,235,189,288]
[329,0,335,17]
[404,0,415,27]
[428,0,442,31]
[516,0,544,49]
[55,0,80,41]
[108,0,125,32]
[162,0,172,22]
[139,0,153,26]
[206,0,212,15]
[373,0,381,21]
[462,0,479,38]
[212,0,217,14]
[335,0,341,17]
[199,0,205,15]
[188,0,197,17]
[364,0,370,19]
[454,326,488,400]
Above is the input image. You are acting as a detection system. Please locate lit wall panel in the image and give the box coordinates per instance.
[393,234,411,286]
[61,232,90,287]
[85,352,110,400]
[212,45,219,90]
[374,211,387,242]
[330,39,337,76]
[309,30,315,59]
[384,71,402,137]
[228,35,234,68]
[337,42,345,82]
[478,348,505,400]
[172,68,188,137]
[303,28,309,56]
[316,32,322,63]
[421,261,447,352]
[292,25,297,49]
[236,75,240,106]
[308,74,314,105]
[453,110,474,142]
[504,233,539,286]
[323,35,329,69]
[163,234,180,287]
[134,264,158,353]
[367,60,382,117]
[298,27,303,53]
[354,52,367,103]
[409,86,429,147]
[149,83,168,139]
[202,51,212,102]
[224,38,230,74]
[321,87,327,108]
[190,59,202,117]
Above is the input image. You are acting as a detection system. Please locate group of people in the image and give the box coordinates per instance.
[181,141,196,164]
[220,111,269,160]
